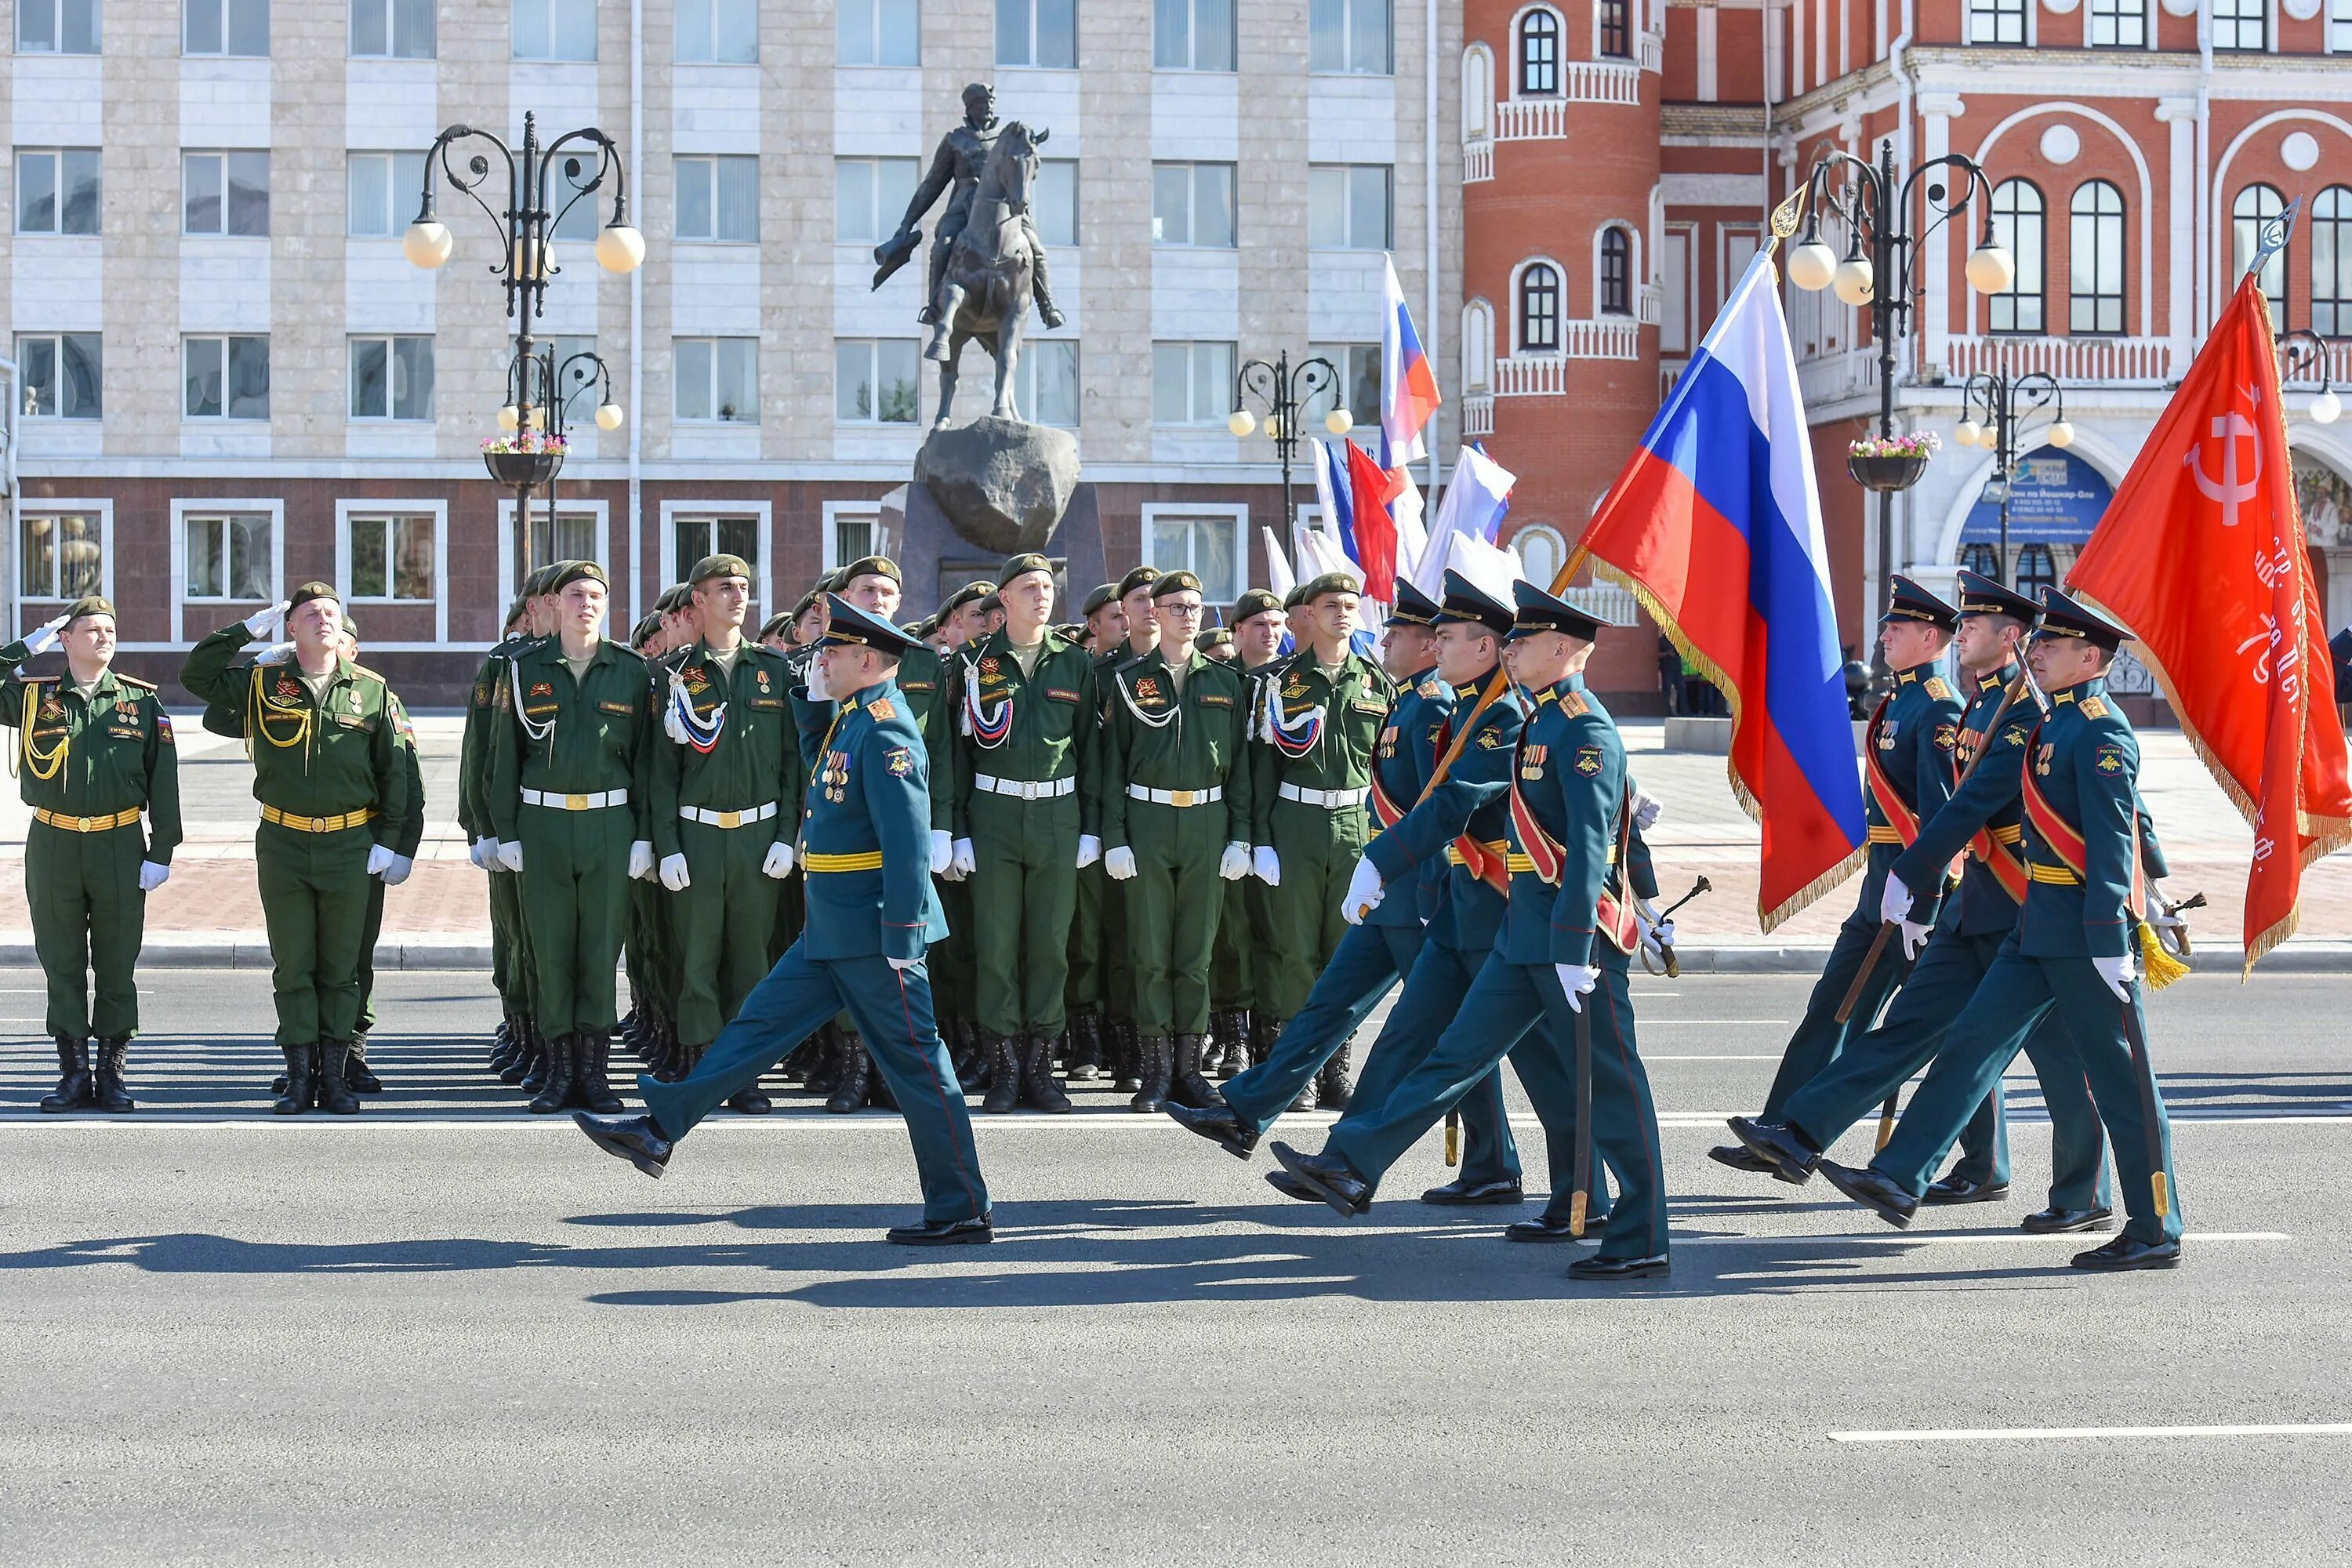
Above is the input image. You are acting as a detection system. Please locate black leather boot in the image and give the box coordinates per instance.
[618,1007,641,1053]
[272,1046,314,1116]
[512,1018,546,1089]
[1316,1039,1354,1112]
[981,1029,1023,1114]
[39,1036,93,1112]
[345,1032,383,1094]
[1131,1035,1174,1114]
[780,1031,821,1084]
[1253,1013,1281,1070]
[1171,1033,1221,1110]
[807,1023,844,1097]
[316,1043,362,1115]
[826,1037,873,1114]
[865,1044,898,1111]
[1020,1032,1073,1112]
[1060,1011,1096,1081]
[527,1034,578,1114]
[728,1067,775,1115]
[92,1037,135,1112]
[578,1030,625,1114]
[1113,1019,1143,1094]
[488,1015,518,1073]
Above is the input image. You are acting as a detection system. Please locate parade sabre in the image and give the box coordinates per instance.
[1640,875,1712,978]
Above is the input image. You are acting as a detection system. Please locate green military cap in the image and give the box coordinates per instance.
[790,587,822,618]
[1281,585,1307,610]
[1056,622,1087,641]
[1298,570,1362,604]
[1151,569,1204,599]
[630,613,664,647]
[840,555,902,585]
[1000,551,1054,583]
[757,611,796,641]
[1200,627,1235,653]
[1232,588,1285,625]
[688,553,753,584]
[288,581,340,612]
[60,594,115,627]
[503,596,529,630]
[340,612,361,641]
[654,583,691,614]
[975,590,1004,615]
[549,561,608,593]
[1118,565,1161,597]
[523,563,565,597]
[1081,583,1121,617]
[938,579,997,617]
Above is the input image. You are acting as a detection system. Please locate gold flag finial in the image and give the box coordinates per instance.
[1767,184,1808,250]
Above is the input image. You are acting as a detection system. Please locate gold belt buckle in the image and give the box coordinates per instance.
[717,809,741,829]
[76,815,93,833]
[566,793,589,811]
[1169,789,1195,808]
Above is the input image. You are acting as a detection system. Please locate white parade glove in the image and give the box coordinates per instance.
[1076,833,1102,869]
[2093,953,2134,1002]
[1879,873,1914,927]
[1218,841,1250,881]
[21,612,71,657]
[136,861,170,892]
[245,599,292,639]
[804,662,832,703]
[1341,857,1385,925]
[1640,916,1675,966]
[1252,846,1281,886]
[256,642,296,666]
[930,829,954,876]
[383,853,413,886]
[366,844,396,878]
[1105,845,1138,880]
[1554,963,1602,1014]
[1896,917,1933,960]
[762,841,795,880]
[1632,790,1663,832]
[495,840,524,874]
[659,852,691,891]
[627,840,655,880]
[470,837,499,870]
[950,837,976,879]
[887,954,920,971]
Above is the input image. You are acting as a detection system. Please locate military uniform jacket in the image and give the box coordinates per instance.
[485,637,654,844]
[1363,664,1455,928]
[0,640,183,860]
[796,677,948,961]
[1500,674,1624,967]
[646,639,801,858]
[2016,677,2145,960]
[1098,646,1254,849]
[1865,663,1965,843]
[385,693,426,857]
[183,622,407,845]
[1365,677,1527,952]
[888,641,954,833]
[1247,648,1394,842]
[945,627,1102,838]
[459,634,541,841]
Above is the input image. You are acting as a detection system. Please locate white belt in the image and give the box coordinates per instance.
[521,787,630,811]
[974,773,1076,800]
[1279,782,1369,809]
[678,801,779,829]
[1126,783,1223,808]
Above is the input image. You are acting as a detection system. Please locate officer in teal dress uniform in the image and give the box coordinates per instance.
[1269,581,1669,1281]
[1817,588,2185,1271]
[574,595,993,1247]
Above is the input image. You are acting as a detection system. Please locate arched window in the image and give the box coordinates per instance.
[1513,523,1566,585]
[2235,183,2288,303]
[1519,263,1560,352]
[1598,0,1630,56]
[1599,228,1632,316]
[2015,543,2056,601]
[2315,186,2352,339]
[1959,543,2001,579]
[2069,180,2125,336]
[1461,45,1494,140]
[1518,9,1559,94]
[1461,298,1495,390]
[1988,180,2044,334]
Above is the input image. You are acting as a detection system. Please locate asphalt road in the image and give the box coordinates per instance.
[3,968,2348,1564]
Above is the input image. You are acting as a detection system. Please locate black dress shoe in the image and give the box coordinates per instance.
[1265,1167,1367,1213]
[1420,1177,1526,1207]
[573,1112,673,1179]
[2022,1204,2115,1234]
[1727,1116,1818,1185]
[885,1214,994,1247]
[1269,1141,1370,1218]
[1568,1253,1669,1280]
[1923,1174,2012,1206]
[1505,1214,1588,1243]
[1708,1144,1778,1174]
[2070,1234,2180,1270]
[727,1087,774,1115]
[1817,1159,1918,1229]
[1165,1102,1258,1159]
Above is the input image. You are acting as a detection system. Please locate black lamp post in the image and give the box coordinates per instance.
[402,111,643,571]
[1784,139,2015,636]
[2278,326,2346,428]
[1229,350,1352,539]
[1955,364,2071,584]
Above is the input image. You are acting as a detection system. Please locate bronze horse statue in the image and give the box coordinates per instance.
[929,121,1049,426]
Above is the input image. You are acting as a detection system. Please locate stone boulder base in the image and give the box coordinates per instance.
[914,416,1082,556]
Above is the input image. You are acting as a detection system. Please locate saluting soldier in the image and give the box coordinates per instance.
[945,552,1103,1112]
[1709,575,1965,1171]
[469,568,557,1086]
[1247,571,1394,1068]
[1099,570,1254,1111]
[1817,589,2186,1272]
[486,561,655,1118]
[183,583,409,1117]
[5,598,180,1113]
[575,594,995,1247]
[1062,581,1127,1083]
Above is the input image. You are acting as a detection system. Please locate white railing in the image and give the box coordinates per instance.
[1494,67,1642,134]
[1638,282,1662,325]
[1659,358,1687,400]
[1494,328,1643,394]
[1639,31,1664,71]
[1940,334,2176,387]
[1462,394,1495,437]
[1464,139,1493,183]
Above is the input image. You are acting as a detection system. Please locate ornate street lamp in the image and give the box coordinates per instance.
[1229,350,1353,539]
[2278,326,2343,426]
[1955,363,2071,584]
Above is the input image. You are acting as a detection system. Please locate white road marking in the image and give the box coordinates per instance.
[1681,1231,2288,1247]
[1830,1423,2352,1443]
[1645,1054,1783,1062]
[9,1110,2352,1131]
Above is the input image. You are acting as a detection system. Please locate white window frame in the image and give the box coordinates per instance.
[182,150,271,238]
[837,0,920,64]
[1510,522,1567,586]
[18,0,102,53]
[1152,340,1237,426]
[1965,0,2029,45]
[821,501,887,575]
[1141,503,1251,601]
[347,334,434,422]
[334,499,450,645]
[170,498,285,643]
[347,151,426,239]
[1309,0,1392,74]
[182,334,271,421]
[833,337,924,426]
[15,332,104,421]
[17,500,114,611]
[349,0,434,57]
[1153,0,1236,71]
[1152,161,1238,249]
[674,336,760,424]
[495,497,611,630]
[1016,339,1081,428]
[1460,297,1495,390]
[673,154,760,245]
[15,148,102,237]
[1509,255,1566,354]
[1510,2,1564,96]
[659,499,775,622]
[1035,158,1079,249]
[674,0,755,61]
[1308,163,1393,252]
[2212,0,2267,51]
[1593,221,1640,318]
[996,0,1076,67]
[183,0,269,56]
[835,155,920,246]
[511,0,597,60]
[2084,0,2149,48]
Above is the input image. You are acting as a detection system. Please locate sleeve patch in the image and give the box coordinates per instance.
[156,713,175,743]
[1574,745,1603,775]
[2096,744,2125,775]
[885,746,915,777]
[1933,722,1958,753]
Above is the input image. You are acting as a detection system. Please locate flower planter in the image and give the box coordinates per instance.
[485,449,564,488]
[1847,452,1929,492]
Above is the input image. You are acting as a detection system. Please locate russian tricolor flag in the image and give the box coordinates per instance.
[1381,256,1440,463]
[1573,249,1865,929]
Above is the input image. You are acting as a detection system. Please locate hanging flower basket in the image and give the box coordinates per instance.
[483,433,568,488]
[1846,432,1940,494]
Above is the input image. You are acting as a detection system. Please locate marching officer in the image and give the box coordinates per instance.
[1816,589,2186,1272]
[1099,569,1254,1111]
[486,561,655,1118]
[5,598,180,1113]
[183,583,409,1117]
[1248,571,1393,1075]
[1709,575,1965,1171]
[575,594,995,1247]
[1269,583,1671,1281]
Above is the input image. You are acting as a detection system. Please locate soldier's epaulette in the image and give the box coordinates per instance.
[2079,695,2110,720]
[18,673,56,684]
[115,673,159,691]
[1923,676,1955,702]
[1559,690,1591,718]
[1052,625,1089,648]
[1112,651,1156,678]
[866,696,898,722]
[347,662,389,684]
[1415,677,1446,700]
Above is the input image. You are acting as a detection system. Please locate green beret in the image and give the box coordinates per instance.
[756,612,795,641]
[1000,552,1054,583]
[549,561,608,593]
[909,615,940,637]
[1118,566,1162,597]
[1299,570,1361,604]
[521,564,561,598]
[939,579,997,617]
[1056,622,1087,641]
[655,583,691,615]
[60,595,114,627]
[840,555,902,585]
[975,591,1004,615]
[1082,583,1121,617]
[1232,588,1285,625]
[630,614,664,648]
[1200,627,1235,652]
[339,613,361,642]
[790,589,822,618]
[288,581,340,612]
[1282,586,1306,610]
[1151,570,1204,600]
[688,553,752,585]
[503,597,529,630]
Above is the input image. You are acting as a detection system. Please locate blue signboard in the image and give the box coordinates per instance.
[1959,449,2114,545]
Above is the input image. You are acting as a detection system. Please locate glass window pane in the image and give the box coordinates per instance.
[56,514,100,598]
[1152,344,1189,423]
[184,154,222,234]
[549,158,598,240]
[20,338,57,416]
[1154,0,1186,66]
[1035,159,1075,246]
[1308,167,1345,248]
[837,0,873,61]
[61,149,98,233]
[996,0,1026,63]
[188,520,222,597]
[228,151,269,235]
[65,0,98,50]
[715,155,758,241]
[1033,339,1077,425]
[877,339,919,422]
[19,153,57,234]
[714,0,754,60]
[229,336,270,419]
[1197,0,1233,68]
[349,154,387,237]
[1038,0,1074,64]
[1152,164,1189,245]
[1192,342,1233,422]
[187,0,223,52]
[1153,517,1189,570]
[837,160,875,243]
[22,0,57,49]
[554,0,595,57]
[186,337,224,416]
[513,0,547,56]
[22,515,55,597]
[717,516,759,564]
[1350,165,1388,249]
[716,338,756,420]
[1197,517,1238,602]
[229,0,267,54]
[677,158,711,240]
[351,338,387,417]
[394,517,433,598]
[1309,0,1344,69]
[350,0,386,50]
[677,338,713,420]
[230,515,270,599]
[353,518,389,597]
[394,0,432,54]
[1196,163,1235,247]
[879,158,918,237]
[394,336,433,419]
[677,0,710,60]
[878,0,917,61]
[1350,0,1388,71]
[836,340,873,421]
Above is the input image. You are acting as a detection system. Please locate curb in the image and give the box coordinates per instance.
[1665,941,2352,975]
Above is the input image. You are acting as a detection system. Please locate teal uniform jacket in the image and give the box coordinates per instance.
[795,677,948,962]
[1364,678,1526,955]
[1867,665,1967,916]
[1365,665,1455,927]
[2018,677,2142,960]
[1496,674,1621,967]
[1892,664,2034,937]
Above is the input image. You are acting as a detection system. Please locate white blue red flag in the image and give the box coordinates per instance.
[1380,256,1440,463]
[1571,249,1864,927]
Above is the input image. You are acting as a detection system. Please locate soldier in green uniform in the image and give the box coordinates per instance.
[471,567,566,1087]
[945,552,1103,1112]
[1100,570,1255,1111]
[1063,580,1128,1086]
[1248,571,1394,1062]
[924,578,996,1084]
[183,583,409,1116]
[1096,566,1162,1090]
[4,598,180,1113]
[622,610,676,1076]
[487,561,655,1117]
[1200,627,1234,662]
[1216,587,1289,1075]
[341,615,422,1091]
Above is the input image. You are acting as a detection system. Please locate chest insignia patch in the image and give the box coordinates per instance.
[866,698,897,722]
[885,746,914,777]
[1574,746,1602,775]
[980,656,1001,676]
[1136,677,1164,703]
[277,679,301,699]
[1283,679,1308,699]
[38,695,62,720]
[529,681,553,699]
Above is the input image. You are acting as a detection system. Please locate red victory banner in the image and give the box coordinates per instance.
[2068,268,2352,971]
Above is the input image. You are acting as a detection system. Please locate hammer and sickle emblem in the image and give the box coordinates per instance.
[2184,390,2263,527]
